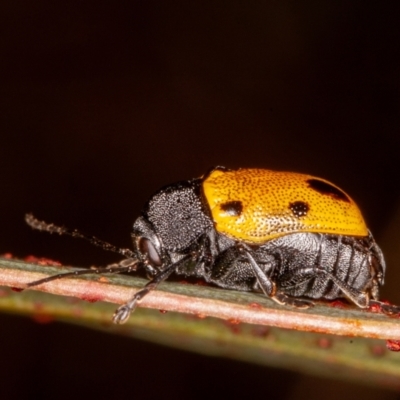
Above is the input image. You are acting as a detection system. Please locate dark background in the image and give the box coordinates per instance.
[1,1,400,399]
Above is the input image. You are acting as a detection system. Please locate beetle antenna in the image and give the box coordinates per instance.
[25,213,135,258]
[26,258,140,289]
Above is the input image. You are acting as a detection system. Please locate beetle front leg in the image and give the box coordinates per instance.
[113,254,191,324]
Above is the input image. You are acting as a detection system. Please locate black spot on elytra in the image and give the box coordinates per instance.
[220,200,243,216]
[289,201,309,218]
[307,179,350,202]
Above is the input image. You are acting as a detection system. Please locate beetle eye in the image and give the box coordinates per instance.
[139,238,162,266]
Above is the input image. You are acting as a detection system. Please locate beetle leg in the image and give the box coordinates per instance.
[26,258,140,289]
[242,247,313,309]
[242,248,275,296]
[370,277,380,300]
[271,292,314,308]
[368,300,400,316]
[308,267,370,308]
[193,230,218,277]
[113,254,191,324]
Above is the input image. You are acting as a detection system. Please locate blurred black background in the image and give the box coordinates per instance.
[1,1,400,399]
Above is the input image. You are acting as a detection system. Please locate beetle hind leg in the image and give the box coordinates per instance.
[368,300,400,316]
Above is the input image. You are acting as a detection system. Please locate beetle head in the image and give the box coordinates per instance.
[131,179,215,274]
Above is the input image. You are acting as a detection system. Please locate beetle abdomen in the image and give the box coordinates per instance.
[208,232,384,305]
[268,233,383,300]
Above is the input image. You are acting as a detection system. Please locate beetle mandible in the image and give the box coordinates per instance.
[25,167,399,323]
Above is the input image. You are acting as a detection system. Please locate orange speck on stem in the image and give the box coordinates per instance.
[32,314,54,324]
[251,326,270,338]
[80,294,100,303]
[24,255,61,266]
[317,337,332,349]
[1,253,13,259]
[329,300,348,309]
[386,340,400,352]
[368,303,383,313]
[370,344,386,357]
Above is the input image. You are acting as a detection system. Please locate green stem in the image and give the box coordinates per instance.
[1,256,400,390]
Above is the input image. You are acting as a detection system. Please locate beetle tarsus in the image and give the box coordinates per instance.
[113,303,137,324]
[369,300,400,316]
[272,292,314,309]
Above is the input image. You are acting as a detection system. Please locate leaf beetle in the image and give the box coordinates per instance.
[25,166,399,323]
